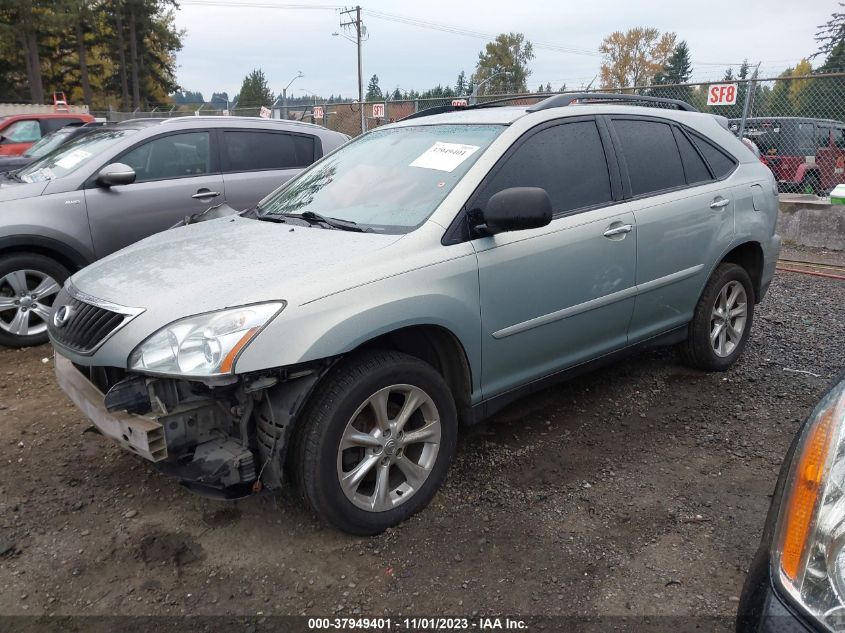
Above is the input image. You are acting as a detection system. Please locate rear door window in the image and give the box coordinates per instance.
[796,122,815,155]
[612,119,686,196]
[474,119,613,216]
[688,133,737,179]
[221,130,315,172]
[817,126,833,148]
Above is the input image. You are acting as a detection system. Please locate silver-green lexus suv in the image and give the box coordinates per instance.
[49,94,781,534]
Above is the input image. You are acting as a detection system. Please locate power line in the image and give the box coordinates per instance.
[178,1,802,70]
[366,9,603,57]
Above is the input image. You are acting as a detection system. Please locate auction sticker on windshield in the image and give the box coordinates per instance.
[409,142,481,172]
[55,148,92,170]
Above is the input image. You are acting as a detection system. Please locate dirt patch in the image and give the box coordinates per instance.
[137,531,203,567]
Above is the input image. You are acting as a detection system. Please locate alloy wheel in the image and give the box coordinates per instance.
[710,280,748,358]
[336,384,442,512]
[0,269,61,337]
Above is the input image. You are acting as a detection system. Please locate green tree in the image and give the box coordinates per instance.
[769,67,796,117]
[0,0,50,103]
[365,74,382,101]
[813,3,845,60]
[236,68,273,108]
[650,41,693,102]
[0,0,182,108]
[474,32,535,94]
[455,70,467,96]
[653,40,692,84]
[801,41,845,120]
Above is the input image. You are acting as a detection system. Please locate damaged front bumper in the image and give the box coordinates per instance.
[55,354,168,461]
[55,353,324,498]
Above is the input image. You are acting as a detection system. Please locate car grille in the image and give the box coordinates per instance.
[48,288,127,354]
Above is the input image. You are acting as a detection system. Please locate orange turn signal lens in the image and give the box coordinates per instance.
[781,408,836,581]
[219,327,259,374]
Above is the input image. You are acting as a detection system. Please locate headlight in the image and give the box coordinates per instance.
[773,375,845,628]
[128,302,285,377]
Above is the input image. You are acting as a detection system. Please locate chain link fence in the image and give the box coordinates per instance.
[93,72,845,195]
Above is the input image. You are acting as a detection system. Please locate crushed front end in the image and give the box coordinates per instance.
[48,284,325,498]
[54,353,324,497]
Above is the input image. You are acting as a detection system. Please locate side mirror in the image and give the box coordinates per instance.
[474,187,552,235]
[96,163,136,187]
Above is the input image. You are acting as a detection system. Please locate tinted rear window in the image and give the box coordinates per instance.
[673,128,712,184]
[613,119,685,196]
[221,130,315,172]
[689,133,737,179]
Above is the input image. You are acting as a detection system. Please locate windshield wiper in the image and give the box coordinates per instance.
[282,211,369,233]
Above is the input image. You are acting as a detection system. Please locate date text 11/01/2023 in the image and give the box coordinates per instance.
[307,617,529,630]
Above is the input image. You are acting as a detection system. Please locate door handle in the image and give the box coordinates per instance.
[192,190,221,199]
[710,197,730,209]
[603,223,633,238]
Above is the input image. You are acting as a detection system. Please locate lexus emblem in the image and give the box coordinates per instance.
[52,305,74,329]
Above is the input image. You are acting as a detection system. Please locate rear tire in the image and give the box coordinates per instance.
[680,263,754,372]
[293,350,458,535]
[0,253,68,348]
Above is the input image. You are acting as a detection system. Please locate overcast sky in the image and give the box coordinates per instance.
[173,0,835,101]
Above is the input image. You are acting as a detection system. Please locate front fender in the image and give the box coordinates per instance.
[233,246,483,397]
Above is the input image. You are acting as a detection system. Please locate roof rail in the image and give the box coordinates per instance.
[400,95,555,121]
[527,92,699,113]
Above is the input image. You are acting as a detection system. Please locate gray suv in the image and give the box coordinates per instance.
[49,94,781,534]
[0,117,347,347]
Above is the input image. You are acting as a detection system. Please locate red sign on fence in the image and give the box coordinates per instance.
[707,84,738,106]
[313,106,324,120]
[372,103,385,118]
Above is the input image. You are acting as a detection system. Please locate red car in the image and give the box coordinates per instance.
[729,116,845,195]
[0,113,95,156]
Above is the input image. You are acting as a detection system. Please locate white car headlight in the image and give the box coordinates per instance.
[773,375,845,628]
[128,302,285,377]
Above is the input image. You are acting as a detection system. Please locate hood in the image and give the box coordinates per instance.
[71,216,404,316]
[0,178,48,200]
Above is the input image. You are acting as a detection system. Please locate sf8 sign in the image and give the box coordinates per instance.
[707,83,738,106]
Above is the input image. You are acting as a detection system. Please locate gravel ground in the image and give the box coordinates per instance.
[0,264,843,628]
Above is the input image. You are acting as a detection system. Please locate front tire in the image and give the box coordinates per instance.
[294,350,458,535]
[681,263,754,371]
[0,253,68,348]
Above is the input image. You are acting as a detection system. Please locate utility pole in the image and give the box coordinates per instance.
[737,62,761,140]
[340,6,365,134]
[281,71,303,121]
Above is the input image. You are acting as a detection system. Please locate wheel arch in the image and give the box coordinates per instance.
[0,235,91,273]
[351,324,474,426]
[717,241,765,302]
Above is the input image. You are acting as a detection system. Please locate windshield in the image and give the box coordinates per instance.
[18,128,138,183]
[258,124,504,233]
[23,127,76,158]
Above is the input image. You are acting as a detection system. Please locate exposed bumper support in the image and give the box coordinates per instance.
[55,354,167,462]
